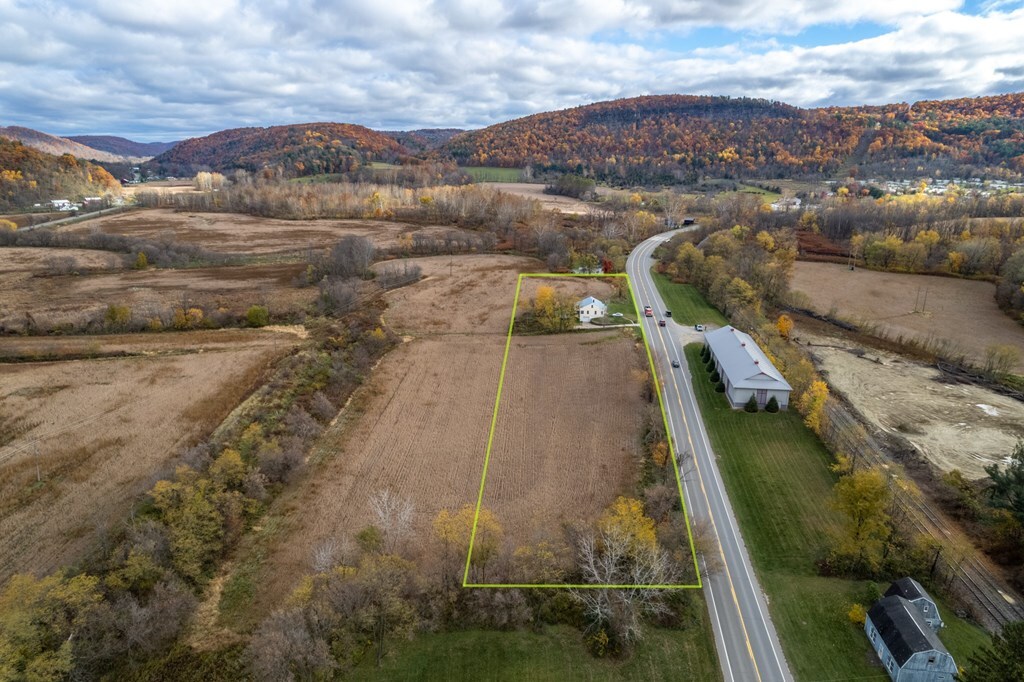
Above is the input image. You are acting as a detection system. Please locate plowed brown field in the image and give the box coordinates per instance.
[791,262,1024,371]
[0,329,298,581]
[239,259,652,618]
[0,260,314,333]
[481,330,645,548]
[56,208,472,256]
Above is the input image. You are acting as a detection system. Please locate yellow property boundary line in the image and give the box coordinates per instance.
[463,272,702,589]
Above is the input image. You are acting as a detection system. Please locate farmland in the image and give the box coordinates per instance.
[480,329,647,558]
[0,253,314,333]
[791,261,1024,371]
[0,328,299,582]
[224,254,542,625]
[54,208,474,257]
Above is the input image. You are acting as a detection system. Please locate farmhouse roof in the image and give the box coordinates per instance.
[867,595,948,667]
[885,577,931,604]
[577,296,606,309]
[704,326,791,391]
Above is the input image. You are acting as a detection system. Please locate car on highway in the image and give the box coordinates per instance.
[671,359,680,368]
[643,305,653,317]
[658,319,666,327]
[665,310,672,317]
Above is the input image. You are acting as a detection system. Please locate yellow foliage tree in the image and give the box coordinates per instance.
[776,314,794,340]
[598,496,658,556]
[0,218,16,231]
[798,380,829,435]
[433,504,503,584]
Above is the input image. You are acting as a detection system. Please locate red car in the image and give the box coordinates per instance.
[643,305,653,317]
[658,320,666,327]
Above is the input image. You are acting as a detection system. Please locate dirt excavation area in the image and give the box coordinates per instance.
[481,330,646,550]
[803,334,1024,480]
[485,182,594,214]
[55,208,472,257]
[791,262,1024,372]
[0,329,298,582]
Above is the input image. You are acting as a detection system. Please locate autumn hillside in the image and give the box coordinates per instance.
[440,93,1024,182]
[0,137,121,211]
[0,126,135,164]
[147,122,408,178]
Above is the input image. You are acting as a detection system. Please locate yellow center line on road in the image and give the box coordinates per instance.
[633,241,762,682]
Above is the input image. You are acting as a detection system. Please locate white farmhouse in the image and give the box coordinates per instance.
[576,296,607,323]
[705,326,791,409]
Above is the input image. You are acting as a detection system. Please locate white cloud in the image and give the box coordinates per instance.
[0,0,1021,140]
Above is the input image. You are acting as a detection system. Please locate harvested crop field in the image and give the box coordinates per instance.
[484,182,593,214]
[239,254,544,620]
[516,275,618,310]
[791,262,1024,371]
[0,328,299,581]
[480,330,646,556]
[803,334,1024,480]
[0,261,313,333]
[57,209,474,256]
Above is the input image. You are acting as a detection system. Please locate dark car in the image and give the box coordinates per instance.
[665,310,672,317]
[671,359,680,368]
[658,319,666,327]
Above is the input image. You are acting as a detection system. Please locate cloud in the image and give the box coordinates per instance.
[0,1,1021,140]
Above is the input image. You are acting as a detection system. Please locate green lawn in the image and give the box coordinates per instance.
[462,166,523,182]
[352,623,719,681]
[606,295,638,321]
[684,343,991,680]
[649,273,728,327]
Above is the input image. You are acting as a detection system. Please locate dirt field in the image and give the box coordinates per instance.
[481,330,646,551]
[802,333,1024,480]
[791,262,1024,371]
[243,254,553,617]
[0,328,299,581]
[0,258,313,333]
[56,209,472,257]
[484,182,594,214]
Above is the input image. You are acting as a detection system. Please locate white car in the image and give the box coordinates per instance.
[695,324,706,332]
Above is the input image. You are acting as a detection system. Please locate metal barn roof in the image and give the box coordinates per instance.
[868,595,949,667]
[704,326,792,392]
[576,296,606,308]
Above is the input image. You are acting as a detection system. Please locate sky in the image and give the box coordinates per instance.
[3,0,1024,142]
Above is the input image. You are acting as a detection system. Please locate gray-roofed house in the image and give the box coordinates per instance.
[885,577,943,631]
[865,595,957,682]
[577,296,607,323]
[704,326,791,409]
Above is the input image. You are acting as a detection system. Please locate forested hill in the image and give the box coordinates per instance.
[440,93,1024,182]
[0,137,121,210]
[0,126,132,164]
[67,135,178,159]
[147,122,407,177]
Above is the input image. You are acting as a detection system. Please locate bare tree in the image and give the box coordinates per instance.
[571,528,679,646]
[370,489,415,554]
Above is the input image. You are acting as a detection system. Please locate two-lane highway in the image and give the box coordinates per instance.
[627,231,792,682]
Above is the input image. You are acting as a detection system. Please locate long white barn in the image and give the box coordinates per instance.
[704,326,791,410]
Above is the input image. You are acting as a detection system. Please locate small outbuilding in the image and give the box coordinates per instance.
[885,577,943,632]
[577,296,607,323]
[865,581,957,682]
[704,326,791,409]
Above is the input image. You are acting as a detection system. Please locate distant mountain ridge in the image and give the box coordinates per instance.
[147,122,407,177]
[0,126,148,163]
[67,135,178,158]
[440,92,1024,182]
